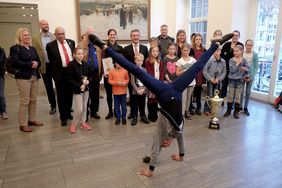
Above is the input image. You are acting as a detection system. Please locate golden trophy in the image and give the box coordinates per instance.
[206,90,223,130]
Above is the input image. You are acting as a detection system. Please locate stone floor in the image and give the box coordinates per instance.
[0,75,282,188]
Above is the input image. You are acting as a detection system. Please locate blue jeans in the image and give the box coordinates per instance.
[203,82,220,112]
[0,76,6,113]
[240,79,253,109]
[114,94,127,120]
[106,43,219,123]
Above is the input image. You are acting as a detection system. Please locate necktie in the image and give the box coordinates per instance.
[61,41,70,66]
[134,44,139,55]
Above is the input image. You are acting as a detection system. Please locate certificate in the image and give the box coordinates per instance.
[102,57,114,75]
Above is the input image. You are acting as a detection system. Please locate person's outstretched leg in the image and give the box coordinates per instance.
[171,33,234,93]
[105,47,168,96]
[172,43,219,93]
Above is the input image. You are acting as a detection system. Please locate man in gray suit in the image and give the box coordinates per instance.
[33,19,57,114]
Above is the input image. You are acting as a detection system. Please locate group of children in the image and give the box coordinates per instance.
[64,29,256,134]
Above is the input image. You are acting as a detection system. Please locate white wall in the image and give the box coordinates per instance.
[2,0,257,45]
[38,0,78,43]
[206,0,234,46]
[231,0,251,43]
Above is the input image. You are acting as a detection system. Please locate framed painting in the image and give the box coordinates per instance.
[77,0,150,42]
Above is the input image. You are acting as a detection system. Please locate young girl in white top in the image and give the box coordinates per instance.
[176,44,197,119]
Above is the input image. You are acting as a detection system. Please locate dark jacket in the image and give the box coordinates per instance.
[66,59,91,94]
[144,58,165,81]
[104,40,124,58]
[0,47,6,77]
[157,35,175,57]
[123,43,148,65]
[10,45,41,79]
[220,41,244,74]
[46,39,75,83]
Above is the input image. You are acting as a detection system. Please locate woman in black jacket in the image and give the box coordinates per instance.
[103,29,124,119]
[10,28,43,132]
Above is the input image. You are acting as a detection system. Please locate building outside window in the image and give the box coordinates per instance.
[253,0,281,95]
[189,0,208,46]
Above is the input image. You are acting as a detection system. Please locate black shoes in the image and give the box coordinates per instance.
[115,119,126,125]
[190,110,195,115]
[195,109,202,115]
[131,118,137,126]
[148,117,157,122]
[88,34,106,49]
[115,119,120,125]
[61,120,67,126]
[105,112,113,119]
[224,109,231,117]
[141,116,150,124]
[91,112,101,119]
[127,113,133,119]
[49,107,56,115]
[131,116,149,125]
[184,111,192,120]
[244,108,250,116]
[211,33,234,45]
[122,119,127,125]
[234,111,239,119]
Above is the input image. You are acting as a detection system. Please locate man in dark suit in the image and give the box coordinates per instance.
[33,19,57,115]
[123,29,149,119]
[46,27,75,126]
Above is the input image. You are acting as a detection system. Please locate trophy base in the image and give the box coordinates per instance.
[209,121,220,130]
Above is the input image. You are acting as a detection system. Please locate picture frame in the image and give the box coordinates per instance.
[76,0,150,42]
[102,57,114,75]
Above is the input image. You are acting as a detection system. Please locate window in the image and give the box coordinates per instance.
[189,0,208,46]
[253,0,281,94]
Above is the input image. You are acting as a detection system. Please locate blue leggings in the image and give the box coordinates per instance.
[105,43,219,108]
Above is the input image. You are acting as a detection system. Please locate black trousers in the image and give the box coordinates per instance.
[147,101,158,121]
[193,85,203,109]
[41,63,56,109]
[104,77,113,112]
[131,94,146,118]
[220,77,229,98]
[88,72,100,115]
[53,68,72,121]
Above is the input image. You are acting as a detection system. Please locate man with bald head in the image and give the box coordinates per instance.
[46,27,75,126]
[33,19,57,115]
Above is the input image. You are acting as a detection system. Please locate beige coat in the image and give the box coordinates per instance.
[32,32,56,74]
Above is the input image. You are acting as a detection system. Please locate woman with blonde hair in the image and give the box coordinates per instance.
[10,28,43,132]
[175,29,188,58]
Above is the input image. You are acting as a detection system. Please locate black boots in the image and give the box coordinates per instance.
[223,102,232,117]
[88,34,105,49]
[224,102,240,119]
[233,103,240,119]
[211,33,234,45]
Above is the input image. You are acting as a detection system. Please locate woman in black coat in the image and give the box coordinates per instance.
[10,28,43,132]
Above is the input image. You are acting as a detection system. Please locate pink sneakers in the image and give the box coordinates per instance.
[80,122,92,131]
[2,112,8,120]
[69,124,77,133]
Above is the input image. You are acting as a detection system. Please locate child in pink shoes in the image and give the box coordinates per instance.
[66,46,92,133]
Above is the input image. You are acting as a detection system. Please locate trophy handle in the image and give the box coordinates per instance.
[214,89,220,96]
[205,96,211,108]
